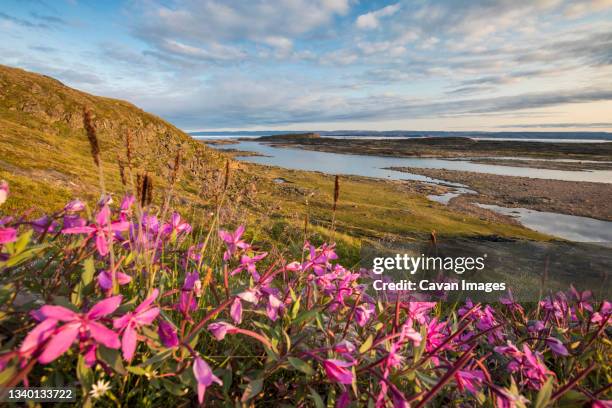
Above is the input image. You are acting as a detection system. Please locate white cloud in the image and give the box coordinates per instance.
[355,3,400,30]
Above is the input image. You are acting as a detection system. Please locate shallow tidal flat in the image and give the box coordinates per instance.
[388,167,612,221]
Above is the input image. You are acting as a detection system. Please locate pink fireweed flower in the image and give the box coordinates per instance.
[285,261,301,271]
[238,288,260,304]
[208,322,238,341]
[591,301,611,324]
[230,298,243,324]
[0,180,8,206]
[161,212,192,236]
[231,252,268,281]
[455,369,486,395]
[323,359,355,384]
[118,195,135,222]
[97,270,132,291]
[405,301,437,325]
[62,205,129,256]
[30,296,122,364]
[528,320,546,333]
[64,199,85,213]
[302,242,337,275]
[0,227,17,244]
[355,302,375,327]
[500,290,524,314]
[545,337,569,356]
[63,214,86,230]
[31,216,58,234]
[158,320,179,348]
[569,285,593,313]
[113,289,160,361]
[333,340,356,355]
[266,293,283,321]
[193,356,222,404]
[219,225,249,261]
[425,318,448,354]
[176,272,200,314]
[19,319,57,361]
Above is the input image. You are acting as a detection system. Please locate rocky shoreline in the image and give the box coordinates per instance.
[387,167,612,221]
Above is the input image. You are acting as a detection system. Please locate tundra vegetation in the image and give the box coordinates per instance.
[0,65,609,406]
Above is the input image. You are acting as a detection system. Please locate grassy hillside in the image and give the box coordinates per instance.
[0,64,548,265]
[0,64,233,214]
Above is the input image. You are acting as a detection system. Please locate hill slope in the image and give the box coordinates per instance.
[0,64,227,212]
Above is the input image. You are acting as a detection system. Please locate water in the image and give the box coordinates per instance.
[476,204,612,243]
[211,140,612,242]
[218,141,612,184]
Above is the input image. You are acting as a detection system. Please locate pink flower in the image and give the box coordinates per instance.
[0,180,8,206]
[323,359,354,384]
[455,369,485,395]
[30,296,122,364]
[266,294,283,321]
[337,391,351,408]
[176,272,200,314]
[0,227,17,244]
[219,225,249,261]
[355,302,375,327]
[31,216,58,234]
[64,199,85,213]
[113,290,160,361]
[333,340,356,355]
[591,301,611,324]
[231,252,267,281]
[63,214,86,229]
[405,301,437,324]
[238,289,260,304]
[193,356,222,404]
[97,270,132,291]
[400,323,422,347]
[158,320,179,348]
[230,298,242,324]
[545,337,568,356]
[62,205,129,256]
[19,319,57,360]
[119,195,135,221]
[162,212,192,236]
[208,322,238,341]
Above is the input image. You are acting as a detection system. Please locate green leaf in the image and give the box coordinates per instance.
[71,258,96,306]
[140,349,173,367]
[0,364,16,386]
[288,357,314,376]
[534,376,554,408]
[127,366,148,376]
[557,390,588,408]
[308,387,325,408]
[359,335,373,354]
[97,346,127,375]
[77,355,94,390]
[4,245,47,268]
[291,296,301,320]
[241,378,263,402]
[293,309,317,326]
[14,229,32,254]
[161,379,188,396]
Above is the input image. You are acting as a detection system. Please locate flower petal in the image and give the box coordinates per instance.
[87,295,122,320]
[38,322,80,364]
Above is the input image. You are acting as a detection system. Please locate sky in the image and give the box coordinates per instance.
[1,0,611,132]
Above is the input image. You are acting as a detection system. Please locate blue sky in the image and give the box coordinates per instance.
[1,0,611,131]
